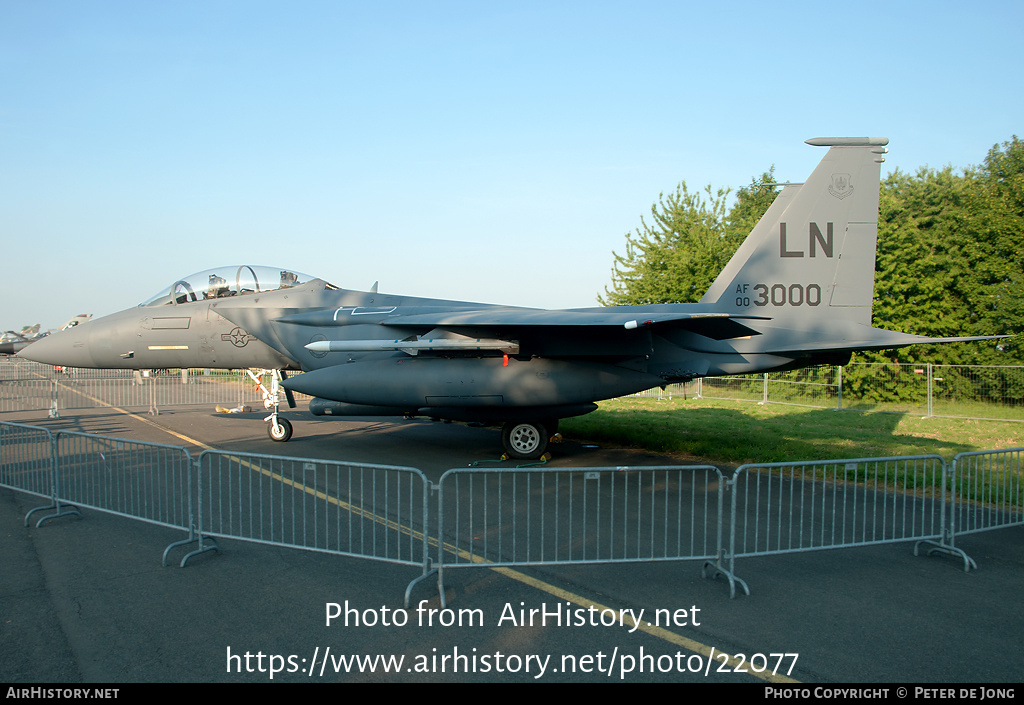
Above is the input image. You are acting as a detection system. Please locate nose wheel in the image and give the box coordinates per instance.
[268,417,293,442]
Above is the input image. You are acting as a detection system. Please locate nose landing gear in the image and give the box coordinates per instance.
[247,369,296,442]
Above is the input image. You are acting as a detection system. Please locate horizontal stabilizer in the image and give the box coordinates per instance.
[766,328,1011,355]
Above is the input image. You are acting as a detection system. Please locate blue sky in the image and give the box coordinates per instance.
[2,1,1021,329]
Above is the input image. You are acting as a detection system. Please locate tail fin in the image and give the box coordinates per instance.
[700,137,888,326]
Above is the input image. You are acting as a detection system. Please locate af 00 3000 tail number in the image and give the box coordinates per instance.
[735,283,823,308]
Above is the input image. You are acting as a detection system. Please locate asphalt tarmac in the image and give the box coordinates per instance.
[2,405,1022,684]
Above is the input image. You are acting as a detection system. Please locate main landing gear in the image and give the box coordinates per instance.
[247,369,296,442]
[500,419,559,460]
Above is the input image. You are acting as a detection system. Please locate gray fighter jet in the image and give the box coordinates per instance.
[18,138,1001,458]
[1,316,92,356]
[0,332,38,356]
[0,325,41,356]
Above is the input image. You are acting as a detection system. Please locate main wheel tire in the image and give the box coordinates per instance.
[501,421,548,459]
[268,417,293,442]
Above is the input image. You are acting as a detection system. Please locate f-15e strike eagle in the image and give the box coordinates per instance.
[19,138,1001,458]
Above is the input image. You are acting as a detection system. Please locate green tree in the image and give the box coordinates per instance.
[868,166,976,363]
[599,171,777,306]
[966,136,1024,363]
[848,139,1024,401]
[725,167,779,238]
[863,137,1024,367]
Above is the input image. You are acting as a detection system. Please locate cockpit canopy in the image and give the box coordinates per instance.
[141,265,318,307]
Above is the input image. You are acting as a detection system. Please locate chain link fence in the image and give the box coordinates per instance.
[632,363,1024,423]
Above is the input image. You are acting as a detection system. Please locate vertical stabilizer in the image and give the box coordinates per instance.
[700,137,888,326]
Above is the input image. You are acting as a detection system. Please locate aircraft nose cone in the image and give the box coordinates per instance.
[16,328,94,367]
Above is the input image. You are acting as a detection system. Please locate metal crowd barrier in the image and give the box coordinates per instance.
[434,465,727,605]
[53,431,194,531]
[0,421,79,525]
[195,450,431,581]
[3,417,1022,603]
[0,360,300,415]
[950,448,1024,535]
[724,456,949,595]
[915,448,1024,571]
[0,421,56,500]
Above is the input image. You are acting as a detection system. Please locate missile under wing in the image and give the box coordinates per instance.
[19,138,1004,458]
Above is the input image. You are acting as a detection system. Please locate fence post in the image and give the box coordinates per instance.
[837,366,843,410]
[927,364,934,418]
[49,378,60,419]
[762,373,769,404]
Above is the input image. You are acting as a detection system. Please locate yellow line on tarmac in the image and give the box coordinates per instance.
[62,386,798,684]
[490,566,799,683]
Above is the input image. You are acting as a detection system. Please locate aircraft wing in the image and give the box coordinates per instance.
[377,308,770,340]
[275,306,771,343]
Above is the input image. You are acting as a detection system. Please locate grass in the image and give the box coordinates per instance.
[560,396,1024,466]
